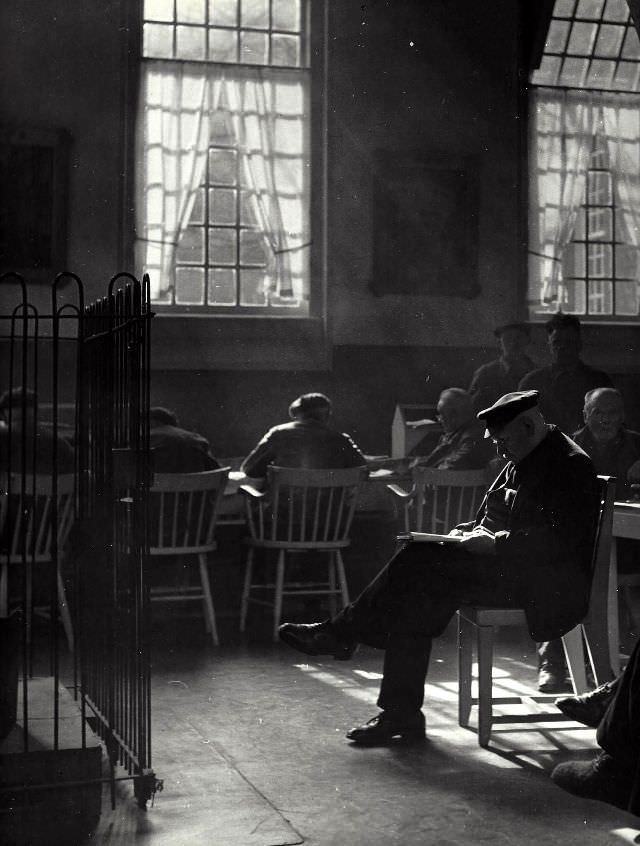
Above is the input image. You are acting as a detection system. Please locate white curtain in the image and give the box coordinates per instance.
[529,88,596,306]
[135,62,309,304]
[601,98,640,252]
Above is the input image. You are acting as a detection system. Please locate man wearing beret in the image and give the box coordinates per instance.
[468,323,536,414]
[279,390,600,745]
[241,392,366,478]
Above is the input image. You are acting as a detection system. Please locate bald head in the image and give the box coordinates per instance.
[584,388,624,443]
[437,388,474,433]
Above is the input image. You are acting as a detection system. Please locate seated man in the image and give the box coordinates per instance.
[551,636,640,815]
[519,313,612,437]
[150,407,220,473]
[279,391,600,745]
[0,387,75,474]
[409,388,494,470]
[240,392,366,478]
[469,322,536,414]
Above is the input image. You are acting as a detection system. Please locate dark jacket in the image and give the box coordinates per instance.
[469,355,536,414]
[0,423,75,475]
[518,362,613,436]
[150,424,220,473]
[572,425,640,499]
[241,419,366,478]
[411,421,494,470]
[459,427,600,641]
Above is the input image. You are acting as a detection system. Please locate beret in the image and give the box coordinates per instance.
[493,322,530,338]
[476,390,539,436]
[289,392,332,419]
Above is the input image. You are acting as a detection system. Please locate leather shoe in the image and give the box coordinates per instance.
[346,710,426,746]
[538,663,572,693]
[555,678,618,728]
[551,752,631,811]
[278,621,357,661]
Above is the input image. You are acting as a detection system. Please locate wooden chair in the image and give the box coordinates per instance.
[0,473,76,653]
[240,465,368,642]
[149,468,230,646]
[387,467,489,533]
[457,475,616,747]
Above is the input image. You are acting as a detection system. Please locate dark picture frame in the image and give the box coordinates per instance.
[371,150,480,298]
[0,126,71,282]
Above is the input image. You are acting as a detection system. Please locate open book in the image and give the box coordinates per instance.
[396,532,463,544]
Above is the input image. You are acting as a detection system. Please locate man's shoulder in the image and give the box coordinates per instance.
[518,366,551,388]
[472,358,502,378]
[577,362,613,385]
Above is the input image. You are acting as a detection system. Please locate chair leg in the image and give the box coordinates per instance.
[198,553,219,647]
[0,563,7,616]
[327,554,337,618]
[57,569,74,653]
[476,624,494,748]
[240,548,254,633]
[335,550,350,607]
[273,550,286,643]
[583,615,614,687]
[457,612,473,728]
[561,625,586,695]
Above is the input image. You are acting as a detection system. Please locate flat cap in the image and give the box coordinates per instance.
[493,322,530,338]
[477,390,539,436]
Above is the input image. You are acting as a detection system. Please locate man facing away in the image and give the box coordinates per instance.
[408,388,494,470]
[240,392,366,478]
[150,406,220,473]
[468,322,536,414]
[279,390,600,745]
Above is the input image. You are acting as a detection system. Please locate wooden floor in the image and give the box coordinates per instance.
[64,611,640,846]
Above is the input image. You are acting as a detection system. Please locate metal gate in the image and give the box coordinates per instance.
[0,270,159,813]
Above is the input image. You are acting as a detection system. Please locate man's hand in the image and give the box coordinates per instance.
[459,528,496,555]
[448,528,465,537]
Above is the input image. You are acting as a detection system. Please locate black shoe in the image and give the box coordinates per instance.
[346,710,426,746]
[555,679,618,728]
[551,752,631,811]
[538,663,572,693]
[278,621,357,661]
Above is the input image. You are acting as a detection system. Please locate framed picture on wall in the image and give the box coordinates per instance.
[0,126,71,282]
[371,150,480,298]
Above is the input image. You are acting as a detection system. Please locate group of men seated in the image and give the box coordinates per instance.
[3,310,640,817]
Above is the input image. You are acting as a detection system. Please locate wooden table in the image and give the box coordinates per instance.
[610,501,640,674]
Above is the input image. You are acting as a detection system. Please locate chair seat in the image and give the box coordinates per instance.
[459,605,527,627]
[244,537,351,550]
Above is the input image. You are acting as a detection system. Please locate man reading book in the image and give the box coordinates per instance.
[279,390,600,746]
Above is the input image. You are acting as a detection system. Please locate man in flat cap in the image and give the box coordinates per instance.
[469,323,536,414]
[241,392,366,479]
[278,390,600,746]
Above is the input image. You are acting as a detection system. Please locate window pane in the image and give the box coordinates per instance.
[176,25,206,59]
[616,244,639,278]
[588,243,612,277]
[240,191,259,225]
[241,30,268,63]
[271,33,300,66]
[209,28,238,61]
[208,267,237,304]
[595,24,624,57]
[239,269,268,305]
[176,226,205,263]
[210,149,237,185]
[613,61,640,90]
[573,208,586,240]
[561,280,587,314]
[603,0,628,23]
[273,0,300,31]
[588,279,613,313]
[209,228,237,263]
[615,281,639,315]
[533,54,563,86]
[145,0,174,22]
[622,28,640,60]
[546,20,570,53]
[576,0,604,18]
[588,170,612,204]
[210,0,238,25]
[556,0,578,15]
[241,0,269,28]
[588,207,612,239]
[240,229,267,264]
[144,23,174,58]
[176,0,206,23]
[190,188,205,224]
[209,188,236,223]
[175,267,205,304]
[560,56,589,86]
[586,58,615,87]
[568,22,598,54]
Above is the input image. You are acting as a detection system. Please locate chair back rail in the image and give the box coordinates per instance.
[2,473,75,563]
[245,466,368,547]
[150,468,230,555]
[406,467,489,533]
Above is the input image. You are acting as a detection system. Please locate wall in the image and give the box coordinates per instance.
[3,1,640,459]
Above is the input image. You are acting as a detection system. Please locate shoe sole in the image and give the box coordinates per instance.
[554,702,601,729]
[278,628,356,661]
[346,731,427,747]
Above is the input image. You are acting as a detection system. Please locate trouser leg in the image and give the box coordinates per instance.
[537,639,567,669]
[377,636,432,712]
[597,639,640,772]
